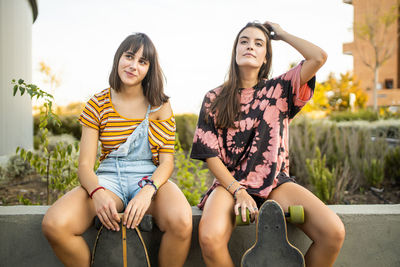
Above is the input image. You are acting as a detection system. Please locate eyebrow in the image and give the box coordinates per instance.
[123,51,149,61]
[239,36,266,43]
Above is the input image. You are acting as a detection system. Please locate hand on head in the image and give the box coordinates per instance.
[263,21,286,40]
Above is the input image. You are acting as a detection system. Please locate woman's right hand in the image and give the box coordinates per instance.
[92,189,121,231]
[234,189,259,223]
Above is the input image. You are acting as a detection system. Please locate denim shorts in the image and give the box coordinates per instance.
[96,159,157,207]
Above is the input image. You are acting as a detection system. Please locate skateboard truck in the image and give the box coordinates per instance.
[236,205,304,226]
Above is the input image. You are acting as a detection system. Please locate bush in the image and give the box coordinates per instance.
[329,109,379,122]
[306,147,336,204]
[175,114,198,151]
[290,116,392,199]
[34,115,81,140]
[363,159,384,188]
[174,135,209,206]
[384,147,400,185]
[6,154,34,179]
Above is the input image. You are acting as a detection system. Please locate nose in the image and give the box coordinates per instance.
[128,59,138,70]
[246,42,254,50]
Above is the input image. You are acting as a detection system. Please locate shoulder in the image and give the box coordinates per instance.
[203,86,223,103]
[151,99,173,121]
[89,88,109,107]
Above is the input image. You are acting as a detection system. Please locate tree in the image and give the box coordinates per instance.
[354,0,399,110]
[302,72,367,113]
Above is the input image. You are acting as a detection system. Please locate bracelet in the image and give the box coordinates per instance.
[226,181,236,192]
[138,176,158,199]
[233,186,246,200]
[89,186,105,199]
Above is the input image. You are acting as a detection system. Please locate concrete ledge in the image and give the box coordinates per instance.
[1,205,400,266]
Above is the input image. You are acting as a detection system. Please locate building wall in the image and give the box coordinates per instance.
[0,0,36,158]
[343,0,400,107]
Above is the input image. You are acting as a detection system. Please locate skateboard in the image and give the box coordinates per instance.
[91,213,153,267]
[240,200,305,267]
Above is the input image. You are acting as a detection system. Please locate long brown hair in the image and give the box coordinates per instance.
[109,33,169,106]
[210,22,273,128]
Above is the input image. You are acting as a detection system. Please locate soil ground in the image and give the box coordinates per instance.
[1,174,399,206]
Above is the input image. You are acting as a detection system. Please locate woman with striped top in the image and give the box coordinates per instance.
[42,33,192,267]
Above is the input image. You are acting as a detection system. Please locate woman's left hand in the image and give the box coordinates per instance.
[263,21,287,41]
[123,185,155,228]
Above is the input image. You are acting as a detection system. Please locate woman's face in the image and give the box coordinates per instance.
[118,46,150,88]
[235,27,267,70]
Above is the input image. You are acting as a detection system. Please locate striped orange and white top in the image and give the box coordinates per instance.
[78,88,175,165]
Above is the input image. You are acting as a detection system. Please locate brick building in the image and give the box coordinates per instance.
[343,0,400,107]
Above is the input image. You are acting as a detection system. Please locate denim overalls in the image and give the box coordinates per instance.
[96,105,159,207]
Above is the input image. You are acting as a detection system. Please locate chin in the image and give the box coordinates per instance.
[237,62,262,69]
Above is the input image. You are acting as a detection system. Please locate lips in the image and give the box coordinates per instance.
[243,53,256,58]
[124,71,136,77]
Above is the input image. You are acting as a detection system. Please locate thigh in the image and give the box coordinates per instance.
[200,186,235,241]
[45,186,124,235]
[147,181,192,231]
[268,182,343,242]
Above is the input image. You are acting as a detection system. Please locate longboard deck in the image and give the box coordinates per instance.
[241,200,305,267]
[91,215,152,267]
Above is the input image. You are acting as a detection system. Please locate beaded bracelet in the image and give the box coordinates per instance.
[226,180,236,192]
[89,186,105,199]
[138,176,158,199]
[233,186,246,200]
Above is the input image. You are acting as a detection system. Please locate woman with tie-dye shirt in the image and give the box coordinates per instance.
[191,21,345,267]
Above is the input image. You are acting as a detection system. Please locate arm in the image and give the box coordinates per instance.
[264,21,328,85]
[206,156,258,222]
[123,101,175,228]
[78,125,121,230]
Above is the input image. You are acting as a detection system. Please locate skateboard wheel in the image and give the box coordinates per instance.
[236,207,250,226]
[287,205,304,224]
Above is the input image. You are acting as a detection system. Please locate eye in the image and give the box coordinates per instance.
[139,59,148,65]
[125,54,133,59]
[256,42,263,47]
[240,40,248,45]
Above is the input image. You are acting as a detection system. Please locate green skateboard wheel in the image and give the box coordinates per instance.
[287,205,304,224]
[236,207,250,226]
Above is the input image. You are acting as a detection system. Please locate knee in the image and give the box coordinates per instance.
[42,212,66,243]
[321,219,346,252]
[162,209,192,240]
[199,226,226,258]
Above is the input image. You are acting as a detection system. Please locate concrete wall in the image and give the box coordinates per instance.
[1,205,399,267]
[0,0,35,159]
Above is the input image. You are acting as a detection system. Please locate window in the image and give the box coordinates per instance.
[384,79,394,89]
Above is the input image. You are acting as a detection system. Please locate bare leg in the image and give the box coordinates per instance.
[147,181,192,267]
[198,186,235,267]
[42,186,123,267]
[268,182,345,267]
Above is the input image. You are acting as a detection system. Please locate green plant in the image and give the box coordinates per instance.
[175,114,199,151]
[329,109,379,122]
[306,147,336,204]
[384,146,400,185]
[174,134,209,206]
[6,154,34,179]
[363,158,384,188]
[12,79,80,204]
[34,114,81,140]
[18,195,34,205]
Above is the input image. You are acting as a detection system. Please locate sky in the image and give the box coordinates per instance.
[32,0,354,114]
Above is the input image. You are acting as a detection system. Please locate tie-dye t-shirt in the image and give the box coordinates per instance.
[190,62,315,207]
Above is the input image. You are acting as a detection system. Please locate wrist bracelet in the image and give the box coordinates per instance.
[89,186,105,199]
[233,186,245,200]
[226,180,236,192]
[138,176,158,199]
